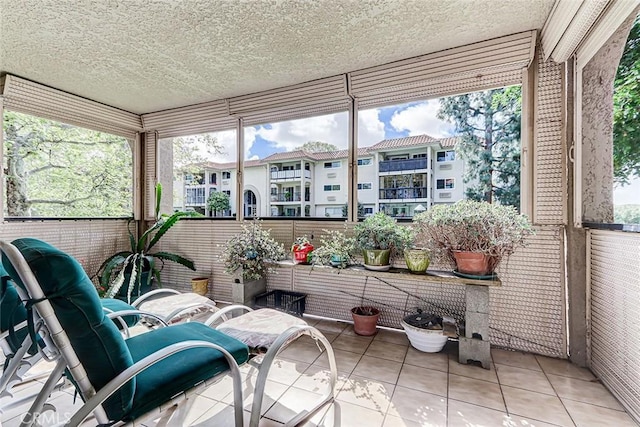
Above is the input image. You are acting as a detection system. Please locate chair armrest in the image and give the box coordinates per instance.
[131,289,181,308]
[65,340,244,426]
[203,304,254,327]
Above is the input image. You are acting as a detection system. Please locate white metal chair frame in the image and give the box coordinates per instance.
[205,305,338,427]
[0,240,245,427]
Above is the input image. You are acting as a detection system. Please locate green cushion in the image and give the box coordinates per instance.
[124,322,249,421]
[101,298,139,328]
[0,265,29,353]
[2,238,135,421]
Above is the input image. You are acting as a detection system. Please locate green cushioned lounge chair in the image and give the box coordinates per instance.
[0,267,141,415]
[0,238,249,427]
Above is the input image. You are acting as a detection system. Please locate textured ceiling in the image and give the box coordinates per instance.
[0,0,555,114]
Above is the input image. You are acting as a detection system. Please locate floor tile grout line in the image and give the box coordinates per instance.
[534,354,578,427]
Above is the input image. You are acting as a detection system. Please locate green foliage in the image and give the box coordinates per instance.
[613,16,640,184]
[221,220,286,281]
[413,200,533,269]
[295,141,339,153]
[342,202,364,218]
[207,191,231,216]
[3,110,132,217]
[98,183,196,302]
[614,204,640,224]
[437,87,522,209]
[172,134,224,179]
[311,225,358,269]
[354,212,414,260]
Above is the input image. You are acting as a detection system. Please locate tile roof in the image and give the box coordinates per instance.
[368,134,438,150]
[196,135,460,170]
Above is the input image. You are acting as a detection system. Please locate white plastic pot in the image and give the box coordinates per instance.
[401,320,448,353]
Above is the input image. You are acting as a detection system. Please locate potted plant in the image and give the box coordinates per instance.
[404,247,431,274]
[98,183,197,302]
[311,226,357,269]
[221,220,286,304]
[353,212,413,271]
[413,200,534,276]
[291,236,314,264]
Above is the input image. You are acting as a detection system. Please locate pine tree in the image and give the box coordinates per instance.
[437,87,522,209]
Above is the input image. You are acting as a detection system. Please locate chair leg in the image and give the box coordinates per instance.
[19,359,66,427]
[248,325,337,427]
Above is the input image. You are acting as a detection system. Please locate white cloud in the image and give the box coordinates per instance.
[614,177,640,205]
[358,109,386,147]
[208,129,238,163]
[389,100,454,138]
[252,113,349,153]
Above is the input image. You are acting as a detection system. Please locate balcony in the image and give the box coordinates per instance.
[379,186,428,200]
[379,158,428,173]
[270,192,311,202]
[270,170,312,180]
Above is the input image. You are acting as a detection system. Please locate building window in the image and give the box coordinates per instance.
[223,190,231,196]
[323,185,340,191]
[323,161,341,168]
[364,207,374,215]
[357,183,372,190]
[324,207,343,217]
[412,153,427,158]
[210,173,217,184]
[186,187,206,205]
[436,178,455,189]
[358,158,372,166]
[222,171,231,179]
[436,150,456,162]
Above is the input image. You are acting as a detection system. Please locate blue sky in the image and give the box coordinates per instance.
[208,100,639,206]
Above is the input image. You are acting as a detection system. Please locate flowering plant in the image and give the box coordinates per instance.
[311,225,358,269]
[221,220,286,281]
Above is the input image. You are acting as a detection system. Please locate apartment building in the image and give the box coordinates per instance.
[181,134,467,217]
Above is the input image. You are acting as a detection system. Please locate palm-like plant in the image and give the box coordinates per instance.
[98,183,196,302]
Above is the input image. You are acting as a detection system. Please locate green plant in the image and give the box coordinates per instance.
[99,183,196,302]
[413,199,534,269]
[311,225,358,269]
[353,212,414,260]
[221,220,286,281]
[291,235,312,252]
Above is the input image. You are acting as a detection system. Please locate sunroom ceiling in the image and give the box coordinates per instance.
[0,0,555,115]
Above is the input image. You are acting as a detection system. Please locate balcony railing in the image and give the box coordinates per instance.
[270,170,312,180]
[379,187,428,199]
[379,158,428,172]
[271,192,311,202]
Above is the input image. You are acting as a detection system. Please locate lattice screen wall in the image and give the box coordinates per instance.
[588,230,640,421]
[158,221,566,357]
[0,220,130,278]
[534,52,566,224]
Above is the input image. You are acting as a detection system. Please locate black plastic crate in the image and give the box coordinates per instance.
[254,290,307,316]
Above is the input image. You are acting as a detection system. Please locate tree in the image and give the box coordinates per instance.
[207,191,230,217]
[613,16,640,185]
[172,133,224,181]
[3,110,132,217]
[437,87,522,209]
[614,204,640,224]
[342,202,365,218]
[295,141,339,153]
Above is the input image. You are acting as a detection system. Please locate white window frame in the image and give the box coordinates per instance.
[436,150,456,162]
[357,182,372,190]
[323,184,340,191]
[323,161,341,169]
[358,158,372,166]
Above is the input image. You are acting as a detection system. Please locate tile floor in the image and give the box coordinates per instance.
[1,316,638,427]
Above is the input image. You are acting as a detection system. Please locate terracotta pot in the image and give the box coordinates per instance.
[351,306,380,336]
[190,277,209,296]
[452,251,492,275]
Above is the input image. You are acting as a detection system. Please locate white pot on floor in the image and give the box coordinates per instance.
[401,320,448,353]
